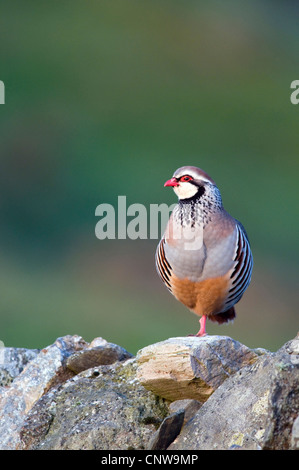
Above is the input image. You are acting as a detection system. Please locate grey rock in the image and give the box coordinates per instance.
[66,337,132,373]
[1,334,298,451]
[20,359,169,450]
[283,335,299,364]
[291,415,299,450]
[263,337,299,450]
[169,341,299,450]
[0,347,39,387]
[148,410,185,450]
[169,399,202,424]
[0,335,87,450]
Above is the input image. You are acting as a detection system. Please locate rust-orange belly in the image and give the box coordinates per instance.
[170,273,230,317]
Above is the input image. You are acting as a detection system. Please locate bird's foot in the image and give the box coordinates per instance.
[191,315,207,337]
[196,331,207,337]
[188,332,207,337]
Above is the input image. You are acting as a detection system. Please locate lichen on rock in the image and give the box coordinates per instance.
[21,359,169,450]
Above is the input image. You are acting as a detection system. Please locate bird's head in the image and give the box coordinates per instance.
[164,166,217,201]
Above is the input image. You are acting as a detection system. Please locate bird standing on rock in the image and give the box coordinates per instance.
[155,166,253,337]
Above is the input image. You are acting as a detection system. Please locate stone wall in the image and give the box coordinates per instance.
[0,334,298,450]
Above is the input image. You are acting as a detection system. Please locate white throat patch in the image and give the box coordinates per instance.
[173,182,198,200]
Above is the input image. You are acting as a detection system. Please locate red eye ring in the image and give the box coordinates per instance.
[180,175,193,182]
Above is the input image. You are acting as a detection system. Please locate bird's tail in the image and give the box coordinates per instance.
[209,306,236,324]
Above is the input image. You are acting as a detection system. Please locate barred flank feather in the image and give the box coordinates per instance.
[224,223,253,311]
[155,238,173,292]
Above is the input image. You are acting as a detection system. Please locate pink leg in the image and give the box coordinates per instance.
[195,315,207,337]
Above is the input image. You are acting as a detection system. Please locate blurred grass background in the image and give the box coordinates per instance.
[0,0,298,354]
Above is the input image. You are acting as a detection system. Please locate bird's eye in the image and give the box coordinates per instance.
[180,175,193,182]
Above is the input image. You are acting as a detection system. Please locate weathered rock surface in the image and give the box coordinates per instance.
[169,399,202,424]
[0,347,39,387]
[20,360,168,450]
[136,336,260,402]
[148,410,185,450]
[169,336,299,450]
[291,415,299,450]
[0,333,298,450]
[0,335,87,450]
[66,337,133,374]
[0,335,132,450]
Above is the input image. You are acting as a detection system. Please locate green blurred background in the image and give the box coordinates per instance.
[0,0,298,354]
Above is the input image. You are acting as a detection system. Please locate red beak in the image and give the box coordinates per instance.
[164,177,179,187]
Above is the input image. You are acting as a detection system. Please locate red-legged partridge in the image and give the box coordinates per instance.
[156,166,253,336]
